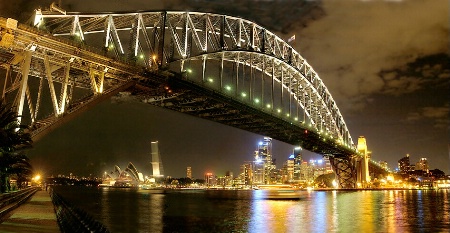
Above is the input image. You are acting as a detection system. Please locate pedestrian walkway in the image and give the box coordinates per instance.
[0,190,60,233]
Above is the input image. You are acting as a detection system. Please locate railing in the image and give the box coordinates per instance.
[0,187,38,219]
[49,187,109,233]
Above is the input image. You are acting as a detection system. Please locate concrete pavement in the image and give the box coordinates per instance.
[0,190,60,233]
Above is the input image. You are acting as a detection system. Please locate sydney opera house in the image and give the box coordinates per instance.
[101,141,164,188]
[101,162,145,187]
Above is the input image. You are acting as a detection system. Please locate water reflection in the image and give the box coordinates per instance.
[53,187,450,232]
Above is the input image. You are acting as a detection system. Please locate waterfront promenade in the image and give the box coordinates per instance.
[0,190,59,233]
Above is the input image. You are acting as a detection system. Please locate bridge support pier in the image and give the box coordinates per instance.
[329,156,356,189]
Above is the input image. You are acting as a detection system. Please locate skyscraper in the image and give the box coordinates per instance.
[254,137,274,184]
[240,162,253,185]
[398,154,411,174]
[415,158,429,172]
[150,141,164,177]
[186,167,192,179]
[283,155,295,182]
[205,172,216,186]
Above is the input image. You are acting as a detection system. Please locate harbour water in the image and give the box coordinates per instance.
[53,186,450,232]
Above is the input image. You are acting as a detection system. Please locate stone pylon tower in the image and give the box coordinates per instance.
[357,136,370,187]
[151,141,164,177]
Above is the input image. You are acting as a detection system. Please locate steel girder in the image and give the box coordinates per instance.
[35,9,355,149]
[329,156,357,189]
[0,17,139,139]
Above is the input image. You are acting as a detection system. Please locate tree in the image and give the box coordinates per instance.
[314,173,335,188]
[0,99,33,192]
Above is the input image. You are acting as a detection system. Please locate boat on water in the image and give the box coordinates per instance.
[255,185,304,200]
[140,184,165,191]
[257,189,304,200]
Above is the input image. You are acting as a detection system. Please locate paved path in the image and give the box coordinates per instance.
[0,190,60,233]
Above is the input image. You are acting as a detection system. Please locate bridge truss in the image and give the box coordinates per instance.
[0,7,390,188]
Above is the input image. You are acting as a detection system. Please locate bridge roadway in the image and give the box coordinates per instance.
[0,8,389,188]
[133,70,355,158]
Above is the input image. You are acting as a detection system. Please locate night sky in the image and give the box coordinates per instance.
[1,0,448,178]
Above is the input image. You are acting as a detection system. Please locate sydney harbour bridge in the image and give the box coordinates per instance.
[0,4,388,188]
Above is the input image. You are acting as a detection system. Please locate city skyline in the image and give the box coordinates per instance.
[41,134,446,180]
[1,0,448,177]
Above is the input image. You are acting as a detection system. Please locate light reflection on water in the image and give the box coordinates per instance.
[53,187,450,232]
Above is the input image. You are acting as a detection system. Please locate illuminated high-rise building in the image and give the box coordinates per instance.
[415,158,429,172]
[300,161,313,182]
[240,162,253,185]
[150,141,164,177]
[283,155,295,183]
[204,173,216,186]
[398,154,411,174]
[253,150,264,184]
[224,171,234,186]
[254,137,274,184]
[186,167,192,179]
[309,157,333,177]
[293,149,303,181]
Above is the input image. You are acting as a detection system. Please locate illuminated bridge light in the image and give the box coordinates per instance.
[139,54,144,59]
[286,113,290,117]
[207,78,214,83]
[294,117,298,121]
[241,92,247,97]
[254,98,260,103]
[266,104,271,108]
[277,109,281,113]
[225,85,231,91]
[186,68,192,73]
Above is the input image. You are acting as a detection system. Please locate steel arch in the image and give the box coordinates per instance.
[35,10,355,149]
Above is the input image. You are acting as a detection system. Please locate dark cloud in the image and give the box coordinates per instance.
[294,0,448,112]
[407,104,449,129]
[380,53,450,95]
